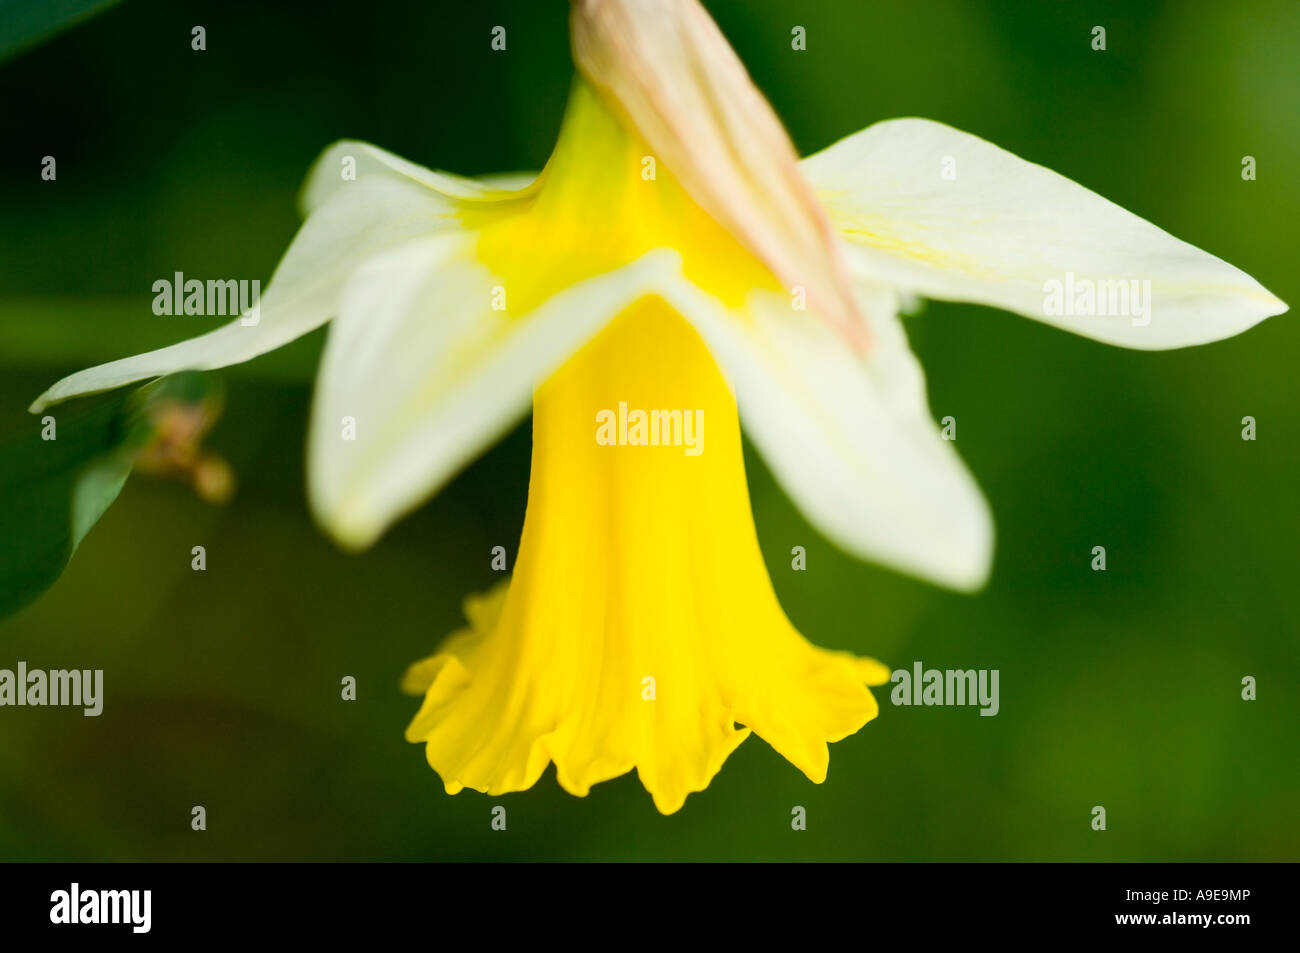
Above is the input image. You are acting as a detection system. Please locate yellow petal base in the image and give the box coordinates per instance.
[404,300,888,813]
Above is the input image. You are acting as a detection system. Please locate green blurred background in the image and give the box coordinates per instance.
[1,0,1296,860]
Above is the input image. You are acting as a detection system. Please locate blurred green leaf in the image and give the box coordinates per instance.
[0,387,132,618]
[69,455,132,550]
[0,372,220,619]
[0,0,123,63]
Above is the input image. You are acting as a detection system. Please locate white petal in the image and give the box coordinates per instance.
[665,279,993,592]
[30,175,457,413]
[802,118,1287,349]
[300,140,537,216]
[308,241,683,548]
[570,3,864,344]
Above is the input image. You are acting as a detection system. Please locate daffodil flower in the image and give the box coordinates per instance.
[32,0,1285,813]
